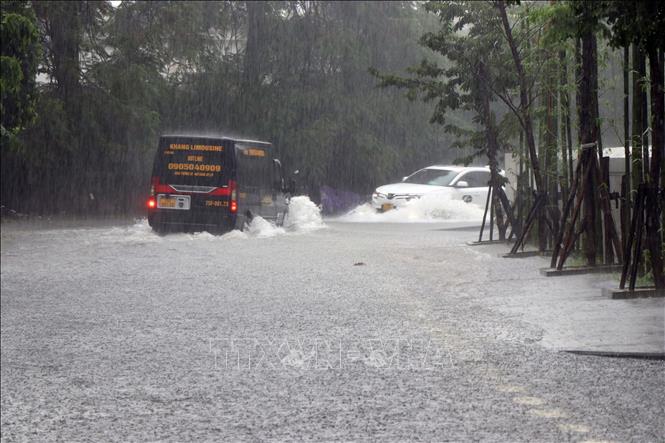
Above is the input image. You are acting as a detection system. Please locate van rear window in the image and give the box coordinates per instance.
[153,137,228,186]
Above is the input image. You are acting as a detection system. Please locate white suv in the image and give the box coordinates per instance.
[371,165,499,212]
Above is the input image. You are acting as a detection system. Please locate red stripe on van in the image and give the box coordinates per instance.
[154,184,176,193]
[209,187,231,196]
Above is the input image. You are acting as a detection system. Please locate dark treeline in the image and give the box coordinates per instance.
[1,1,464,216]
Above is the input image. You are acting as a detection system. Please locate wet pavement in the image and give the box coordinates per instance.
[1,219,663,441]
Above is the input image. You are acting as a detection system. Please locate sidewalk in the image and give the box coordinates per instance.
[471,242,665,354]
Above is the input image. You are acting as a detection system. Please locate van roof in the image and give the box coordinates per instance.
[160,133,271,145]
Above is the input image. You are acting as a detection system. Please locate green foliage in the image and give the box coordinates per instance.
[371,1,519,165]
[2,1,456,215]
[0,1,40,143]
[168,1,450,195]
[603,1,665,51]
[3,0,660,219]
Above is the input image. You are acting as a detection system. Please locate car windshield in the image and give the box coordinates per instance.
[403,169,457,186]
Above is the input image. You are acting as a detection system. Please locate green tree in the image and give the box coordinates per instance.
[173,1,451,196]
[604,0,665,288]
[0,0,40,145]
[1,1,465,215]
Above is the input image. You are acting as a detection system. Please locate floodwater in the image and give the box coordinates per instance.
[1,197,663,441]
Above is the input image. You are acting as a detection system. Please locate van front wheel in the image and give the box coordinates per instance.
[235,212,251,232]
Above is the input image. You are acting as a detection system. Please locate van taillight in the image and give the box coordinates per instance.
[229,180,237,214]
[147,197,156,209]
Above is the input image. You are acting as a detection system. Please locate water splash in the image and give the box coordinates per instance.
[284,196,326,232]
[334,194,485,223]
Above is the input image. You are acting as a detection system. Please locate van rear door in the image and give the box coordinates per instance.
[151,136,233,226]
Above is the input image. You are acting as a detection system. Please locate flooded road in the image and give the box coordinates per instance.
[1,216,663,441]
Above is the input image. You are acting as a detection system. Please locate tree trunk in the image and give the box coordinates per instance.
[661,48,665,240]
[632,44,645,189]
[33,1,83,211]
[496,1,542,192]
[236,1,268,130]
[578,30,599,266]
[646,45,664,289]
[33,1,82,121]
[559,49,569,200]
[518,130,525,229]
[563,49,574,201]
[545,48,559,249]
[42,2,81,113]
[591,36,605,260]
[479,61,505,240]
[622,45,631,252]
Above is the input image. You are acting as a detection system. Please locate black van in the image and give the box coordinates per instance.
[147,134,290,233]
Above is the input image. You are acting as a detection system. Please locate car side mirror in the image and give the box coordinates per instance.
[456,180,469,188]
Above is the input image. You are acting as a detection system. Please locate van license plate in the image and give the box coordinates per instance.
[381,203,394,212]
[158,195,190,210]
